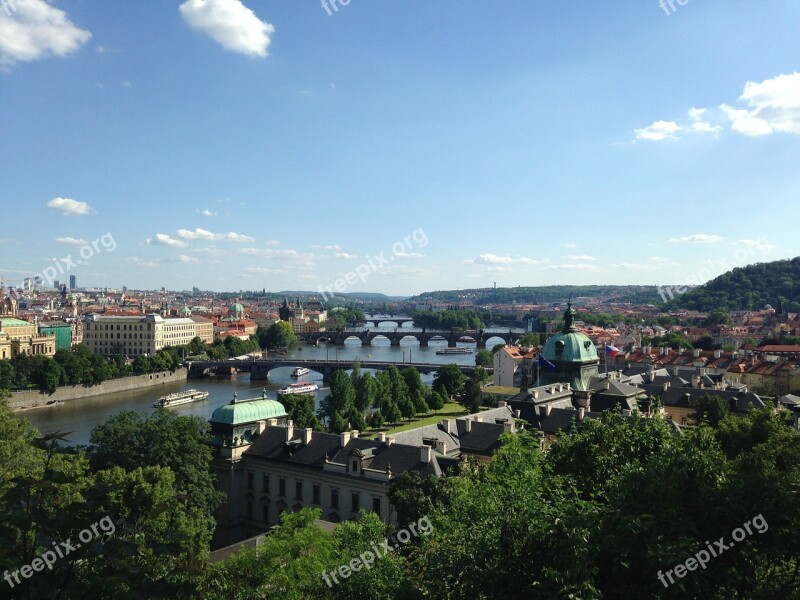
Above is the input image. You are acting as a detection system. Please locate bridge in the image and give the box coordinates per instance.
[304,328,525,348]
[364,315,415,327]
[187,358,491,382]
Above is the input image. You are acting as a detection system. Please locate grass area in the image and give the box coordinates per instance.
[362,402,467,438]
[482,386,520,396]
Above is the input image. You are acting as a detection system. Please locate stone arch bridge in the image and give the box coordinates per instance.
[304,328,524,348]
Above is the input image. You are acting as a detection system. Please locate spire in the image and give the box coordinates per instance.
[563,301,577,333]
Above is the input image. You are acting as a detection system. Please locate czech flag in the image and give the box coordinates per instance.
[606,345,620,357]
[538,354,556,370]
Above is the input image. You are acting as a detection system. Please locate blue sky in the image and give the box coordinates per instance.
[1,1,798,295]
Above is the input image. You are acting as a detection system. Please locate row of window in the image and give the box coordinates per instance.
[85,333,153,340]
[88,323,153,331]
[246,472,381,515]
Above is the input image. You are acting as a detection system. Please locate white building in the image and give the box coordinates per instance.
[82,314,214,356]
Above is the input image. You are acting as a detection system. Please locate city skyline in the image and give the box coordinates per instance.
[1,1,799,294]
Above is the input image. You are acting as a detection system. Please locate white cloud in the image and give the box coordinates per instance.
[54,236,87,246]
[472,253,541,265]
[394,252,425,259]
[201,208,217,217]
[613,263,656,271]
[311,244,342,251]
[668,234,724,244]
[237,247,298,257]
[128,257,159,268]
[649,256,681,266]
[543,264,601,271]
[176,227,254,242]
[634,120,681,142]
[46,197,92,216]
[721,72,800,136]
[165,254,199,264]
[179,0,274,57]
[145,233,188,248]
[0,0,91,68]
[565,255,598,261]
[334,252,358,260]
[734,239,775,253]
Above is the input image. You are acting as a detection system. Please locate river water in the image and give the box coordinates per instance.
[21,322,522,446]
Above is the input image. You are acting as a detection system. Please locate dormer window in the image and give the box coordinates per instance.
[352,459,358,472]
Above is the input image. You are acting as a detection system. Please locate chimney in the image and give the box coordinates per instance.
[441,419,453,434]
[286,420,294,441]
[303,428,313,445]
[255,420,267,435]
[464,419,472,433]
[351,430,359,439]
[663,382,670,392]
[498,400,507,408]
[503,420,515,434]
[694,348,701,358]
[420,445,432,464]
[622,409,632,417]
[378,432,386,443]
[435,439,447,454]
[605,381,611,390]
[341,431,351,446]
[267,418,278,426]
[514,409,521,418]
[578,407,585,421]
[386,436,395,446]
[533,390,539,399]
[673,366,679,376]
[714,350,721,359]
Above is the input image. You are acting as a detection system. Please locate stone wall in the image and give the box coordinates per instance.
[9,368,188,411]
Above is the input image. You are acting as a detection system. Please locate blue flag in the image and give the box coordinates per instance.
[538,354,556,370]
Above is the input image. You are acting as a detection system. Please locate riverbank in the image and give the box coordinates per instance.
[10,368,188,412]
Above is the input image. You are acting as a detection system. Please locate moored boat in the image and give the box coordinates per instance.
[277,382,319,396]
[154,389,209,408]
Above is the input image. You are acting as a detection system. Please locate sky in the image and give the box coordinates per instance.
[1,0,799,296]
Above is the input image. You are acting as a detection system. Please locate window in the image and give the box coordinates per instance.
[262,504,269,522]
[246,472,254,490]
[279,478,286,497]
[262,474,269,493]
[331,489,339,510]
[312,484,320,505]
[372,497,381,514]
[352,459,358,472]
[351,493,359,513]
[246,500,253,519]
[295,481,303,500]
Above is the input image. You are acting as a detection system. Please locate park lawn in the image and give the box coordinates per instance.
[362,402,467,438]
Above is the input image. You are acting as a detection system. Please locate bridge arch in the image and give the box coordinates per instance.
[343,335,364,345]
[485,335,507,349]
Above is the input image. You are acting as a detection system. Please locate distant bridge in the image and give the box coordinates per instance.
[187,358,491,382]
[304,328,525,348]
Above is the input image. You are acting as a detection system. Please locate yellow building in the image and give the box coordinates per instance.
[82,314,214,357]
[0,318,57,359]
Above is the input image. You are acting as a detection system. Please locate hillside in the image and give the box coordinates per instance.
[667,257,800,312]
[408,285,663,306]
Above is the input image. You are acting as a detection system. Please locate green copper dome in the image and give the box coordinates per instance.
[542,302,599,363]
[211,398,287,426]
[229,302,244,315]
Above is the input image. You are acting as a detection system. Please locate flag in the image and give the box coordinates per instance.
[606,345,620,357]
[537,354,556,370]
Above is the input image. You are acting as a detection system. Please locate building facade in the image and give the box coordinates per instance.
[82,314,214,356]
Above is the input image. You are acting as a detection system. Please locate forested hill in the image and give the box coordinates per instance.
[409,286,662,306]
[667,257,800,312]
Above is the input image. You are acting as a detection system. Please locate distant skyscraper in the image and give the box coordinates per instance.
[69,275,76,290]
[54,280,60,290]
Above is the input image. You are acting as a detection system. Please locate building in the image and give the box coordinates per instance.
[82,313,214,356]
[38,321,73,351]
[539,303,600,394]
[69,275,76,290]
[209,390,517,547]
[0,317,57,359]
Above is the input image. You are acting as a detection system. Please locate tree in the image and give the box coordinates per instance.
[433,364,467,399]
[428,390,446,411]
[654,331,693,350]
[694,394,730,427]
[282,394,322,430]
[383,399,401,424]
[518,333,538,347]
[263,321,297,350]
[475,348,493,367]
[462,376,482,414]
[354,372,377,414]
[703,308,733,327]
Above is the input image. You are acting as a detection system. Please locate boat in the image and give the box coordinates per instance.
[435,347,474,355]
[277,382,320,396]
[291,367,311,377]
[153,389,209,408]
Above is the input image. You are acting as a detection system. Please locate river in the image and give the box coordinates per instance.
[20,323,522,446]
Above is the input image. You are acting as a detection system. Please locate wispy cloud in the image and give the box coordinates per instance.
[668,234,724,244]
[565,255,598,261]
[721,72,800,136]
[55,236,88,246]
[176,227,254,242]
[145,234,189,248]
